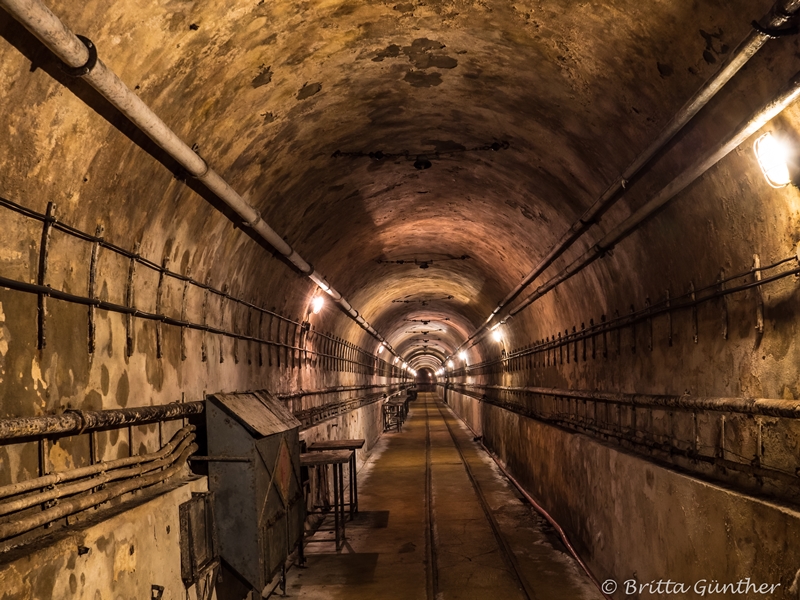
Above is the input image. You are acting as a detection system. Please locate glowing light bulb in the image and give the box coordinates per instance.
[402,362,407,369]
[447,360,454,369]
[311,296,324,314]
[492,328,503,342]
[755,132,792,188]
[458,351,467,361]
[377,344,384,354]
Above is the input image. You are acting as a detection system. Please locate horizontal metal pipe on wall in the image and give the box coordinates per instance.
[0,430,195,517]
[277,383,405,400]
[0,274,400,376]
[495,69,800,327]
[459,0,800,352]
[0,440,197,541]
[0,0,399,358]
[0,426,195,500]
[0,401,204,441]
[448,383,800,419]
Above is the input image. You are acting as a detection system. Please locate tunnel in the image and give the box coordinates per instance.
[1,0,800,598]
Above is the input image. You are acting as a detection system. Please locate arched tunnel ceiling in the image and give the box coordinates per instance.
[2,0,794,365]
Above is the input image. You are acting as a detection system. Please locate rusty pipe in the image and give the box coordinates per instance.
[451,383,800,419]
[0,432,195,517]
[0,0,400,358]
[0,441,197,541]
[0,402,204,441]
[0,425,194,501]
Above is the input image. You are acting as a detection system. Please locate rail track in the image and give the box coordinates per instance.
[422,393,537,600]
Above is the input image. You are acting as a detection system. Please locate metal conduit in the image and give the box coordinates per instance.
[0,0,399,359]
[498,69,800,325]
[0,426,195,500]
[0,401,204,441]
[449,383,800,419]
[0,440,197,541]
[456,0,800,354]
[0,430,196,517]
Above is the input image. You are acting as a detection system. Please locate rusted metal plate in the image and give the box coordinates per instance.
[211,391,300,437]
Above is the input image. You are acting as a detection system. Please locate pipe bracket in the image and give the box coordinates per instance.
[752,19,799,38]
[61,35,98,77]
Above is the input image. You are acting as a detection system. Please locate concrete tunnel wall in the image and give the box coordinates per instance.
[1,0,800,596]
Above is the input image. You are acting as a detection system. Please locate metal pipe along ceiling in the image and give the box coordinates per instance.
[0,0,400,358]
[455,0,800,355]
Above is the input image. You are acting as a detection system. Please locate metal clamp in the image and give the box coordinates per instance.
[61,35,98,77]
[752,19,799,38]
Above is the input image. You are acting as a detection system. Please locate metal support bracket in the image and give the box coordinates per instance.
[60,35,98,77]
[87,224,103,354]
[753,254,764,335]
[36,202,56,350]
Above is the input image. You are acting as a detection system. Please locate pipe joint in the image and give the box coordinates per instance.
[753,18,799,38]
[60,35,97,77]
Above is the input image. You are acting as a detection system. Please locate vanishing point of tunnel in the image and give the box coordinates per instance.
[1,0,800,598]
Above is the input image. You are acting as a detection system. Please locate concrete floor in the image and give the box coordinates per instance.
[287,393,600,600]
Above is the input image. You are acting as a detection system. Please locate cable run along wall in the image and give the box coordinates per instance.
[0,0,403,361]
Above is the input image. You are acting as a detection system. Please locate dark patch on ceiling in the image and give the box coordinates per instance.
[424,140,467,153]
[404,70,442,87]
[251,65,273,88]
[297,82,322,100]
[656,62,673,78]
[373,44,401,62]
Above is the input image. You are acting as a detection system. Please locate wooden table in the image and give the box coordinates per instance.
[308,439,365,517]
[300,450,353,550]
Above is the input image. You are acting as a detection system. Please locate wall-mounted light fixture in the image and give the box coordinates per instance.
[402,362,408,369]
[492,327,503,342]
[458,350,467,361]
[377,343,385,354]
[311,295,325,315]
[755,132,792,188]
[447,360,454,369]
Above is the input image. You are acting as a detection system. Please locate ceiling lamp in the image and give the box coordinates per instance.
[754,132,792,188]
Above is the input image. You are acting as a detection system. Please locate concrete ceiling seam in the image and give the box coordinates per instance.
[453,0,800,356]
[459,65,800,353]
[0,0,405,361]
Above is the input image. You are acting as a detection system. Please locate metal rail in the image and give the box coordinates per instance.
[429,398,537,600]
